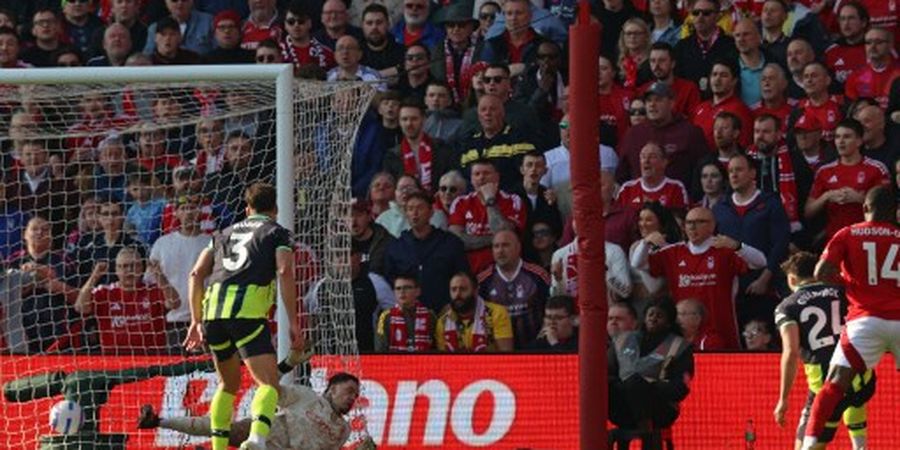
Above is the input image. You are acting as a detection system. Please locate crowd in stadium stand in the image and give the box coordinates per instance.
[0,0,897,357]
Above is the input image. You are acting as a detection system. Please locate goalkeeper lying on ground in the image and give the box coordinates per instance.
[138,347,375,450]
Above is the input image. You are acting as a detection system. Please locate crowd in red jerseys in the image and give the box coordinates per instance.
[0,0,898,356]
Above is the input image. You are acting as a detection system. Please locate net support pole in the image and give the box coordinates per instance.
[569,4,606,449]
[274,64,296,363]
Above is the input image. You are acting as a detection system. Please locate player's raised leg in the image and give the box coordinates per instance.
[138,404,252,446]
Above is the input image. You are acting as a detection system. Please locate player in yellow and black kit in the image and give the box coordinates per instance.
[773,252,874,450]
[184,182,302,450]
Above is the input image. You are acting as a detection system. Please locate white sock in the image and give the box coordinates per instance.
[850,435,867,449]
[800,435,818,450]
[246,432,266,447]
[159,416,212,436]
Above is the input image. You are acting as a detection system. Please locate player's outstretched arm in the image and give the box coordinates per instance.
[184,248,214,351]
[775,322,800,427]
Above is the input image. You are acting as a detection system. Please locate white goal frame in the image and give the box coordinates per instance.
[0,64,297,359]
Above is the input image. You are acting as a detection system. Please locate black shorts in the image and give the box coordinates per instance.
[203,319,274,362]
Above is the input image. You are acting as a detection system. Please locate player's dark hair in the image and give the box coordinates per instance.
[714,110,742,131]
[835,118,864,138]
[754,113,781,131]
[865,185,897,223]
[780,251,818,279]
[245,182,277,213]
[327,372,360,389]
[546,295,575,316]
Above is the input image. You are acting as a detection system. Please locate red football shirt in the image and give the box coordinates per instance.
[750,100,795,130]
[160,198,218,235]
[810,158,890,237]
[825,42,867,84]
[616,177,689,210]
[597,86,632,146]
[834,0,899,47]
[241,17,284,51]
[449,191,526,272]
[649,242,749,349]
[693,95,753,150]
[796,97,843,142]
[844,62,900,109]
[821,221,900,321]
[91,282,167,355]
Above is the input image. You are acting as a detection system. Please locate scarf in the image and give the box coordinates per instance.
[388,303,432,352]
[444,35,478,104]
[443,297,489,353]
[282,36,331,71]
[401,134,434,191]
[621,54,639,89]
[747,142,801,231]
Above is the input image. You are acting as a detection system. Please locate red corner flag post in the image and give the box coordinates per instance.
[569,3,606,449]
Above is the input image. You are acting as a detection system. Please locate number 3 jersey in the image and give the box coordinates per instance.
[204,214,293,321]
[774,283,848,367]
[820,221,900,321]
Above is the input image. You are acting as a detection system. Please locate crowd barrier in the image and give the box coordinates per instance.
[0,354,897,449]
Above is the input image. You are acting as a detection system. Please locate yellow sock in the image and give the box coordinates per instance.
[209,389,235,450]
[249,384,279,440]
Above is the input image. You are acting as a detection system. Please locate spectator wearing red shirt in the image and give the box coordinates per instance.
[805,119,890,245]
[648,206,767,349]
[74,247,178,355]
[66,92,131,161]
[845,28,900,109]
[693,61,754,150]
[597,55,632,148]
[751,63,795,128]
[676,298,725,350]
[791,62,844,143]
[449,159,526,273]
[241,0,283,50]
[135,122,185,187]
[280,2,334,72]
[617,141,690,212]
[833,0,899,48]
[825,2,869,85]
[616,82,710,189]
[639,42,701,118]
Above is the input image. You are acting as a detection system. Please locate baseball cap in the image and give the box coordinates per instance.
[214,10,242,29]
[794,113,822,132]
[643,82,675,99]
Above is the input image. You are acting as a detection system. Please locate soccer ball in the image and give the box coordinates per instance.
[49,400,84,435]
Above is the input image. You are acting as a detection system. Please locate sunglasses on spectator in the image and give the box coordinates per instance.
[439,185,458,194]
[630,108,647,116]
[532,228,554,238]
[256,54,277,63]
[285,17,306,26]
[482,75,507,84]
[479,13,496,21]
[691,9,716,16]
[445,21,470,29]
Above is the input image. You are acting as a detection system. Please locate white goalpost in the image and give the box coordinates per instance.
[0,64,375,449]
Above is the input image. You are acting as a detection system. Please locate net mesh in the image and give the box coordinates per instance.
[0,75,375,448]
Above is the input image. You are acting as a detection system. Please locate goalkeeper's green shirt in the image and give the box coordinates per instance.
[203,214,292,321]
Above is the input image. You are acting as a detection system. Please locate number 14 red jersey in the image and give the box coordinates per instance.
[821,221,900,321]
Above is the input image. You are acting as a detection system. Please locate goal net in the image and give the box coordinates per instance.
[0,67,375,449]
